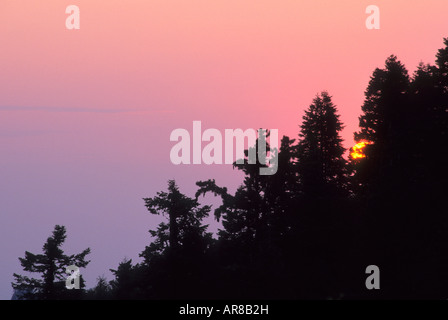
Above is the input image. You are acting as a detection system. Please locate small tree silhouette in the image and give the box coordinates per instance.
[12,225,90,300]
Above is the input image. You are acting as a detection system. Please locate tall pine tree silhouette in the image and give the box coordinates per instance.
[296,91,347,198]
[292,91,348,298]
[353,55,410,198]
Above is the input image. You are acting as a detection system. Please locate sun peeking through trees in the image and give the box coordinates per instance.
[12,38,448,300]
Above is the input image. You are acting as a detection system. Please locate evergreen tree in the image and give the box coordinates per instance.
[406,39,448,297]
[140,180,213,298]
[86,275,112,300]
[109,259,144,299]
[12,225,90,300]
[195,132,296,298]
[432,38,448,181]
[353,56,411,197]
[297,91,347,197]
[196,131,275,246]
[142,180,212,257]
[355,55,410,144]
[292,91,349,298]
[436,38,448,93]
[351,55,412,298]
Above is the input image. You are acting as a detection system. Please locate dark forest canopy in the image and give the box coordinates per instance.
[13,38,448,300]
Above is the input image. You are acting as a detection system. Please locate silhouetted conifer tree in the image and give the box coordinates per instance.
[297,91,348,197]
[12,225,90,300]
[140,180,213,298]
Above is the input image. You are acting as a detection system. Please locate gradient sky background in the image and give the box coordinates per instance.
[0,0,447,299]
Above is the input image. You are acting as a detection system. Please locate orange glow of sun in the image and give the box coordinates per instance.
[351,141,370,159]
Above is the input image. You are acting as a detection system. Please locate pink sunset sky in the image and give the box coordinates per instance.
[0,0,446,298]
